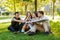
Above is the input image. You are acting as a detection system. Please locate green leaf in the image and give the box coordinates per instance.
[52,0,56,3]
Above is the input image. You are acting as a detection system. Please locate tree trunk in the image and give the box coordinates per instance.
[52,1,54,19]
[35,0,37,12]
[25,2,28,13]
[14,0,16,12]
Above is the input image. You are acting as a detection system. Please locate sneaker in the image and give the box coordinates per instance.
[21,30,25,32]
[13,32,17,34]
[24,32,27,34]
[27,31,35,36]
[44,32,49,34]
[17,31,20,33]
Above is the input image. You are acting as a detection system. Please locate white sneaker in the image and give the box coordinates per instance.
[24,32,27,34]
[21,30,25,32]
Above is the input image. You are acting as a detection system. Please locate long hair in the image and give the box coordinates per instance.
[26,11,32,19]
[33,12,38,17]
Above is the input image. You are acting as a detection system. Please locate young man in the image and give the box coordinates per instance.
[34,11,51,34]
[8,12,24,34]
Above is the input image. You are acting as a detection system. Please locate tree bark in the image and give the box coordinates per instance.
[52,1,54,19]
[14,0,16,12]
[25,2,28,13]
[35,0,37,12]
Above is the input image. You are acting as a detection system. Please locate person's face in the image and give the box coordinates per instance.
[38,13,42,17]
[27,13,31,17]
[32,13,36,18]
[15,13,19,18]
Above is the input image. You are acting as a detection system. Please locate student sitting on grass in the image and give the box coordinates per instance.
[8,12,24,34]
[21,11,32,32]
[24,12,37,35]
[33,11,51,34]
[26,11,51,34]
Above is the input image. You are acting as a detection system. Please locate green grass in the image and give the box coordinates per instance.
[0,17,12,20]
[0,21,60,40]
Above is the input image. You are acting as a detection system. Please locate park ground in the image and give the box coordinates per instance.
[0,16,60,40]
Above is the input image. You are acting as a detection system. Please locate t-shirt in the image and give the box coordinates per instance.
[11,17,20,28]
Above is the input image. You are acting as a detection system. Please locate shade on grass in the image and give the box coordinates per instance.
[0,21,60,40]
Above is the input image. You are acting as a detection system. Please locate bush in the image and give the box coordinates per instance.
[57,8,60,16]
[2,12,11,16]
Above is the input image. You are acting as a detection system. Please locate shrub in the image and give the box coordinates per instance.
[2,12,11,16]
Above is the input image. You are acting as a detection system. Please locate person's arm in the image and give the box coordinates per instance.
[39,17,48,21]
[27,17,48,23]
[12,18,25,23]
[14,19,25,23]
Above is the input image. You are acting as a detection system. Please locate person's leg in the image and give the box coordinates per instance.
[42,21,49,32]
[21,24,28,32]
[24,24,36,35]
[18,23,24,32]
[48,26,52,33]
[8,26,16,32]
[28,24,36,32]
[34,24,45,32]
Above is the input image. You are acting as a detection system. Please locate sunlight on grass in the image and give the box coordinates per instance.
[0,21,60,40]
[50,21,60,38]
[0,22,10,29]
[0,22,10,33]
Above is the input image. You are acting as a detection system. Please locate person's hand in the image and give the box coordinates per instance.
[30,21,33,24]
[20,20,25,23]
[26,17,30,21]
[22,20,25,23]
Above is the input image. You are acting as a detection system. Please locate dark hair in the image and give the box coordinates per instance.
[14,12,19,15]
[37,11,44,15]
[33,12,38,17]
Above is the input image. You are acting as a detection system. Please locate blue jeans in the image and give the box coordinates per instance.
[8,23,24,32]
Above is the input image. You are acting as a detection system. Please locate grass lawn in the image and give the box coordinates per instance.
[0,17,12,20]
[0,21,60,40]
[0,15,25,20]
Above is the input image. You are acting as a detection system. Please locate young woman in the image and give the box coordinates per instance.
[21,11,32,32]
[24,12,38,35]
